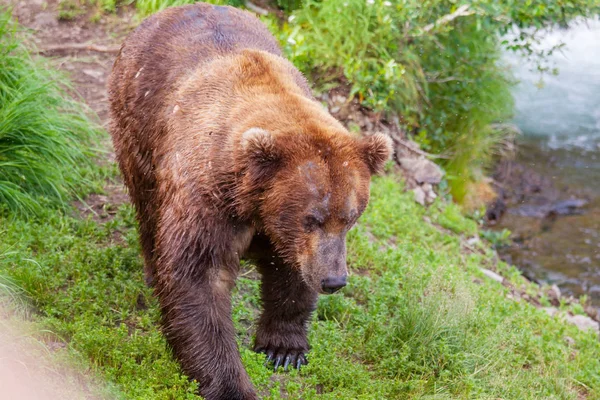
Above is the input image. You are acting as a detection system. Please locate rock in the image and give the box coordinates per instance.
[547,284,561,306]
[413,186,426,206]
[544,307,558,317]
[584,305,599,321]
[398,157,444,184]
[394,140,421,159]
[420,183,438,204]
[82,69,104,80]
[480,268,504,283]
[566,314,600,333]
[510,199,587,218]
[550,284,561,299]
[425,189,437,204]
[332,95,347,105]
[33,11,57,28]
[564,336,575,346]
[548,199,588,216]
[466,236,480,246]
[543,308,600,333]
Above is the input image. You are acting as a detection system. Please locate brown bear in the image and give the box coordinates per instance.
[108,3,392,399]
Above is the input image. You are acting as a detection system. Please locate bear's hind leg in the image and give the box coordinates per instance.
[254,255,318,370]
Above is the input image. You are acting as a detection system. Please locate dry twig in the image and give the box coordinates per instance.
[39,43,121,54]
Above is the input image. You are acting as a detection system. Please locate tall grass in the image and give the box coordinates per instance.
[136,0,243,17]
[0,11,100,216]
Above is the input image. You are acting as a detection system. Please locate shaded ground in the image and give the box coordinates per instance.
[8,0,133,124]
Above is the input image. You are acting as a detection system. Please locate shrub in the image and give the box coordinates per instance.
[282,0,599,201]
[0,12,100,216]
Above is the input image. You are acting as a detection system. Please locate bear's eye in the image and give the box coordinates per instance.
[303,215,323,232]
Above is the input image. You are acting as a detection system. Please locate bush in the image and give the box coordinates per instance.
[0,12,100,216]
[281,0,599,201]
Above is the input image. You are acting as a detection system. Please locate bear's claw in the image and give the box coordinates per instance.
[256,347,307,371]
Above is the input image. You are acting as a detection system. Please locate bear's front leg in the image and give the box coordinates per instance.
[254,256,318,370]
[160,280,257,399]
[155,213,257,400]
[158,273,257,400]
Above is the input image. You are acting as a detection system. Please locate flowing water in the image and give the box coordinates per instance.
[495,18,600,305]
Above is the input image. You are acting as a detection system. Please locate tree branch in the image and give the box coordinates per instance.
[421,5,475,35]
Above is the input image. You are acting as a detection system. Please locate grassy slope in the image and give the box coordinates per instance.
[1,162,600,399]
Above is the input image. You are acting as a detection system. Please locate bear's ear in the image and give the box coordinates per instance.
[360,133,393,175]
[241,128,281,165]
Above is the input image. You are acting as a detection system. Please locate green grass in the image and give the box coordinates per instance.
[136,0,243,17]
[55,0,137,22]
[0,12,101,216]
[1,172,599,399]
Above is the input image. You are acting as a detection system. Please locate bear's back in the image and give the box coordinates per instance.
[127,3,283,76]
[108,4,286,137]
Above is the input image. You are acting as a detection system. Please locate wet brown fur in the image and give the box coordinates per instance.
[108,4,392,400]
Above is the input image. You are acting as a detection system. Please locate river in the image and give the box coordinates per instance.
[495,18,600,306]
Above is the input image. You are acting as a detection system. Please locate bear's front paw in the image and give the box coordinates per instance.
[254,345,308,371]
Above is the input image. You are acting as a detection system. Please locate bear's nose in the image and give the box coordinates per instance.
[321,276,347,294]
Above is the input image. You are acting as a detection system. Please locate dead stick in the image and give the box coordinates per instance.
[39,43,121,54]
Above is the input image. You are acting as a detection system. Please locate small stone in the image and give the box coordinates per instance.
[425,189,437,204]
[566,314,600,333]
[480,268,503,283]
[547,284,561,306]
[564,336,575,346]
[82,69,104,80]
[551,284,562,299]
[544,307,558,317]
[413,186,426,206]
[332,95,347,104]
[329,106,340,113]
[584,305,598,321]
[467,236,479,246]
[398,157,444,184]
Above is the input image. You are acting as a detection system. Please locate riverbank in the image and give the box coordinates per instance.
[488,17,600,310]
[490,139,600,309]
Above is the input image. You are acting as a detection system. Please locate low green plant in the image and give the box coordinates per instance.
[136,0,244,17]
[481,228,512,248]
[0,12,101,216]
[1,174,599,398]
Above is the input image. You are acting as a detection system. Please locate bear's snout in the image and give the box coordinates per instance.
[312,235,348,294]
[321,275,347,294]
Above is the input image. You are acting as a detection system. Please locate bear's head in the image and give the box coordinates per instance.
[240,127,393,294]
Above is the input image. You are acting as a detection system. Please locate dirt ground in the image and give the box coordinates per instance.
[6,0,134,124]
